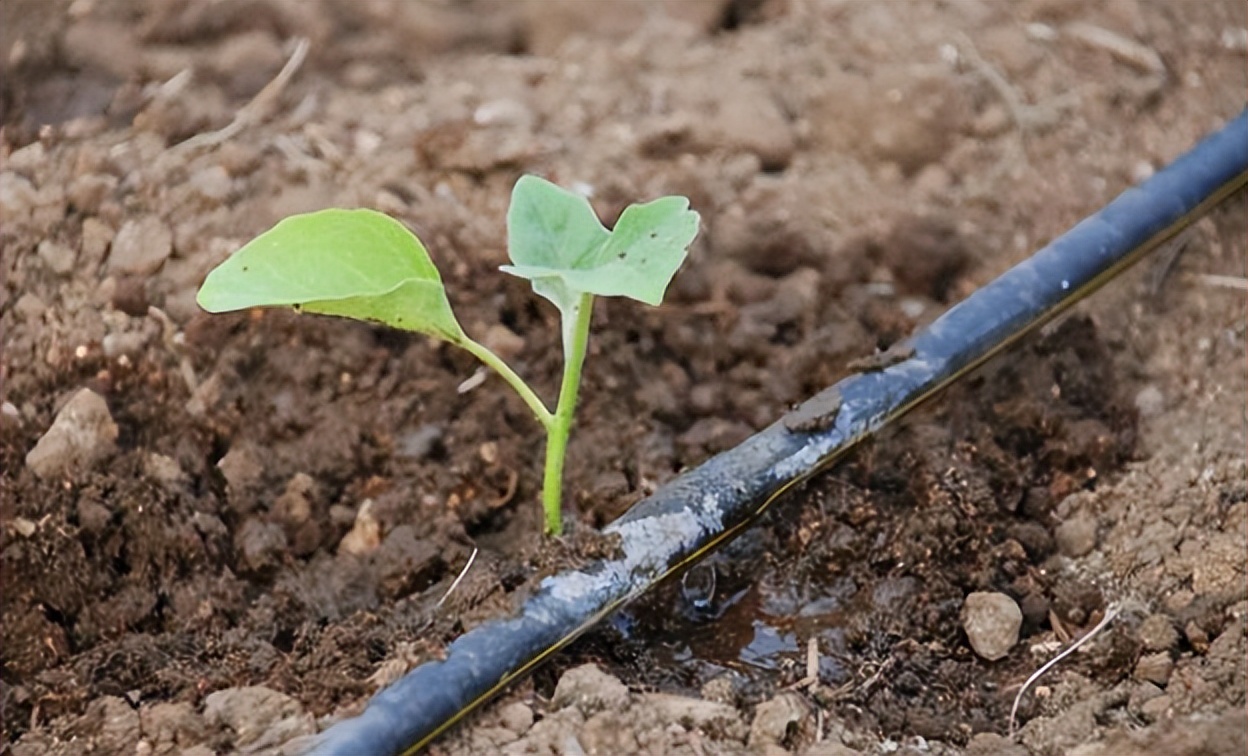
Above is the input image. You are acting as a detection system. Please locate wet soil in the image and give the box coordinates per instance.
[3,1,1246,755]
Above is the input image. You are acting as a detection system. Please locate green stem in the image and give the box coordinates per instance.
[460,338,553,429]
[541,292,594,536]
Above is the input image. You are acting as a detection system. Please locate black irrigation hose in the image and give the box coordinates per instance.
[306,111,1248,756]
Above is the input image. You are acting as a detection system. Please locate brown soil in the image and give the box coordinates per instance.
[2,2,1245,755]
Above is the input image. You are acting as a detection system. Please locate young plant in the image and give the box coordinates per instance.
[197,175,699,535]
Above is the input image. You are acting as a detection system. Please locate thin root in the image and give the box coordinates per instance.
[1009,604,1120,737]
[437,547,479,609]
[1185,273,1248,291]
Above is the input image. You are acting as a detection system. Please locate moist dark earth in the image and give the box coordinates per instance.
[2,2,1246,755]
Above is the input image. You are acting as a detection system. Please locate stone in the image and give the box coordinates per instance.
[0,172,37,220]
[749,691,812,747]
[37,239,76,275]
[25,388,119,479]
[1133,652,1174,686]
[68,172,118,214]
[139,702,206,751]
[102,331,150,358]
[641,693,745,740]
[81,696,141,753]
[1138,693,1172,722]
[498,701,534,735]
[338,499,382,556]
[217,444,263,494]
[962,591,1023,661]
[189,166,233,202]
[1054,514,1098,557]
[1137,614,1179,652]
[202,686,314,750]
[1190,532,1245,594]
[551,664,630,716]
[482,324,526,360]
[143,452,186,486]
[1127,681,1164,718]
[13,293,46,320]
[1133,385,1164,417]
[81,217,115,264]
[108,215,173,275]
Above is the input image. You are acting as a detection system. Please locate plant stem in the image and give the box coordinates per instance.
[542,292,594,535]
[460,338,553,429]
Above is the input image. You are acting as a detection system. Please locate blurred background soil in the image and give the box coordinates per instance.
[1,1,1245,754]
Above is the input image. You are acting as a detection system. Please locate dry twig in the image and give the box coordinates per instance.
[172,36,310,154]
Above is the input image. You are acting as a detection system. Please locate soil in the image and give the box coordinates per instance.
[2,1,1245,755]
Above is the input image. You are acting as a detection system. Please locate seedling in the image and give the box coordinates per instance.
[197,175,699,535]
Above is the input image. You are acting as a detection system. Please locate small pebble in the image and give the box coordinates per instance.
[189,166,232,202]
[498,701,534,735]
[1184,620,1210,653]
[1136,614,1179,652]
[143,452,186,486]
[81,217,115,264]
[551,664,629,716]
[1130,160,1155,184]
[962,591,1022,661]
[6,142,45,175]
[1138,693,1172,722]
[1127,681,1164,717]
[202,686,314,749]
[338,499,382,556]
[25,388,119,479]
[1133,652,1174,686]
[1054,514,1098,557]
[481,324,526,360]
[1134,385,1164,417]
[108,215,173,275]
[748,691,811,747]
[37,239,76,275]
[217,445,263,494]
[1163,589,1194,614]
[102,331,150,358]
[14,293,46,320]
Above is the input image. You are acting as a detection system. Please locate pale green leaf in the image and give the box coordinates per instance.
[197,209,464,342]
[506,175,610,271]
[502,178,700,308]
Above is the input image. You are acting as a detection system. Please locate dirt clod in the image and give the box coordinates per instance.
[552,664,631,718]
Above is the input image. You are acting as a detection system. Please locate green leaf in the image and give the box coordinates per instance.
[197,209,465,342]
[502,176,699,308]
[505,175,612,271]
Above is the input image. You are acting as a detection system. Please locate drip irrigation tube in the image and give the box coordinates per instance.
[306,111,1248,756]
